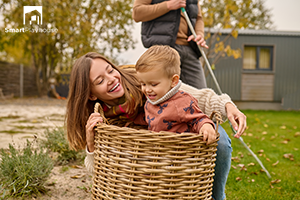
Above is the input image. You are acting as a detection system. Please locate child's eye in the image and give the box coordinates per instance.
[151,83,158,87]
[109,68,114,73]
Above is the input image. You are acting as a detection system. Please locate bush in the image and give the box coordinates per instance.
[41,127,84,165]
[0,139,53,198]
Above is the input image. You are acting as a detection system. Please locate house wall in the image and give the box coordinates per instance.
[205,32,300,110]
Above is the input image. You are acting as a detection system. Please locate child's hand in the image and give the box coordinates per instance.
[199,123,216,145]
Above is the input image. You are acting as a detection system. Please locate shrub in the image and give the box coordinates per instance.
[41,127,84,165]
[0,139,53,198]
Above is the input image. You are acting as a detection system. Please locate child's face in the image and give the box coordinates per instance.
[137,67,174,102]
[89,58,124,106]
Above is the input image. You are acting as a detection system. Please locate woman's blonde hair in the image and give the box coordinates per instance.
[135,45,181,78]
[66,52,143,150]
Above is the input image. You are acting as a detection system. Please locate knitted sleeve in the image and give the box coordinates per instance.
[84,146,94,173]
[179,83,236,123]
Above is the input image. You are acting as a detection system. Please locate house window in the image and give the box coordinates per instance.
[243,46,273,70]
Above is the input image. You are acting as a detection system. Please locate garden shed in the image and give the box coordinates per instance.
[205,29,300,110]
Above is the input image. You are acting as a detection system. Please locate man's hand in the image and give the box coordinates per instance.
[187,34,208,48]
[167,0,186,10]
[225,103,247,138]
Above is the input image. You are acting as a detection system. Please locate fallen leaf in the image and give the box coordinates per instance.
[270,136,276,140]
[294,132,300,137]
[248,133,253,137]
[70,165,83,169]
[262,131,267,134]
[283,153,294,161]
[257,149,264,153]
[231,165,237,169]
[293,126,297,129]
[237,164,245,168]
[247,163,255,166]
[261,137,265,141]
[251,179,255,182]
[297,180,300,183]
[294,148,299,151]
[71,174,85,179]
[236,177,242,181]
[270,179,281,184]
[266,158,270,162]
[238,165,247,171]
[46,182,56,186]
[238,152,244,158]
[283,153,294,159]
[272,161,279,166]
[231,156,240,162]
[280,126,286,129]
[281,140,288,144]
[272,144,276,147]
[264,124,268,128]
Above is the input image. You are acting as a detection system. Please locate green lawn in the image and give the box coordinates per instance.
[222,110,300,200]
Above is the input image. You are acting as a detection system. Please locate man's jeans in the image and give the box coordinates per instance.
[212,124,232,200]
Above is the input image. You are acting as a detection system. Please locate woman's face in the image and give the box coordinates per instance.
[89,58,124,106]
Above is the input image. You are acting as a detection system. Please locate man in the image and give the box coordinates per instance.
[132,0,208,89]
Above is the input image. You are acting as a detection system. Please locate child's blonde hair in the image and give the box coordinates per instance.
[135,45,181,78]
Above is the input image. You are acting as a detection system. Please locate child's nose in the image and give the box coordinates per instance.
[145,86,152,92]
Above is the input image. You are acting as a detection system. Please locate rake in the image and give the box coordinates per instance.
[181,7,271,179]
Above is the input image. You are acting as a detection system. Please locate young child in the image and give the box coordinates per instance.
[135,45,216,143]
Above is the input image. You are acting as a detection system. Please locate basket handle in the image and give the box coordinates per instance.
[94,102,110,125]
[210,111,223,137]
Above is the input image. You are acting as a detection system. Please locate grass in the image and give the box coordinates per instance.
[40,127,85,165]
[223,110,300,200]
[0,130,25,134]
[0,139,53,198]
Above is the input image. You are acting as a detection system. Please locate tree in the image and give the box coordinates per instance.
[200,0,273,68]
[0,0,136,96]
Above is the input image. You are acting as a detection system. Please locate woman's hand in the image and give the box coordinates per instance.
[225,103,247,138]
[85,113,103,152]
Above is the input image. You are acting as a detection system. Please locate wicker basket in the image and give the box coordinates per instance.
[92,103,220,200]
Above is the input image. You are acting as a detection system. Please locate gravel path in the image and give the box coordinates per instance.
[0,97,92,200]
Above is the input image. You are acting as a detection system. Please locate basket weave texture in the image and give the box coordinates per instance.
[92,103,220,200]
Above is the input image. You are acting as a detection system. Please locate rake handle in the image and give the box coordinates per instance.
[181,7,271,179]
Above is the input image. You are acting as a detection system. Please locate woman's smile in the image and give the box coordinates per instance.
[89,58,124,106]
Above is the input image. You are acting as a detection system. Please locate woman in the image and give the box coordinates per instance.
[66,52,246,200]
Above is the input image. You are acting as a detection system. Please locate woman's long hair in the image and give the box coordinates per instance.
[66,52,143,150]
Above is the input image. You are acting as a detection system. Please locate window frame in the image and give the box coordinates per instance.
[243,45,274,71]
